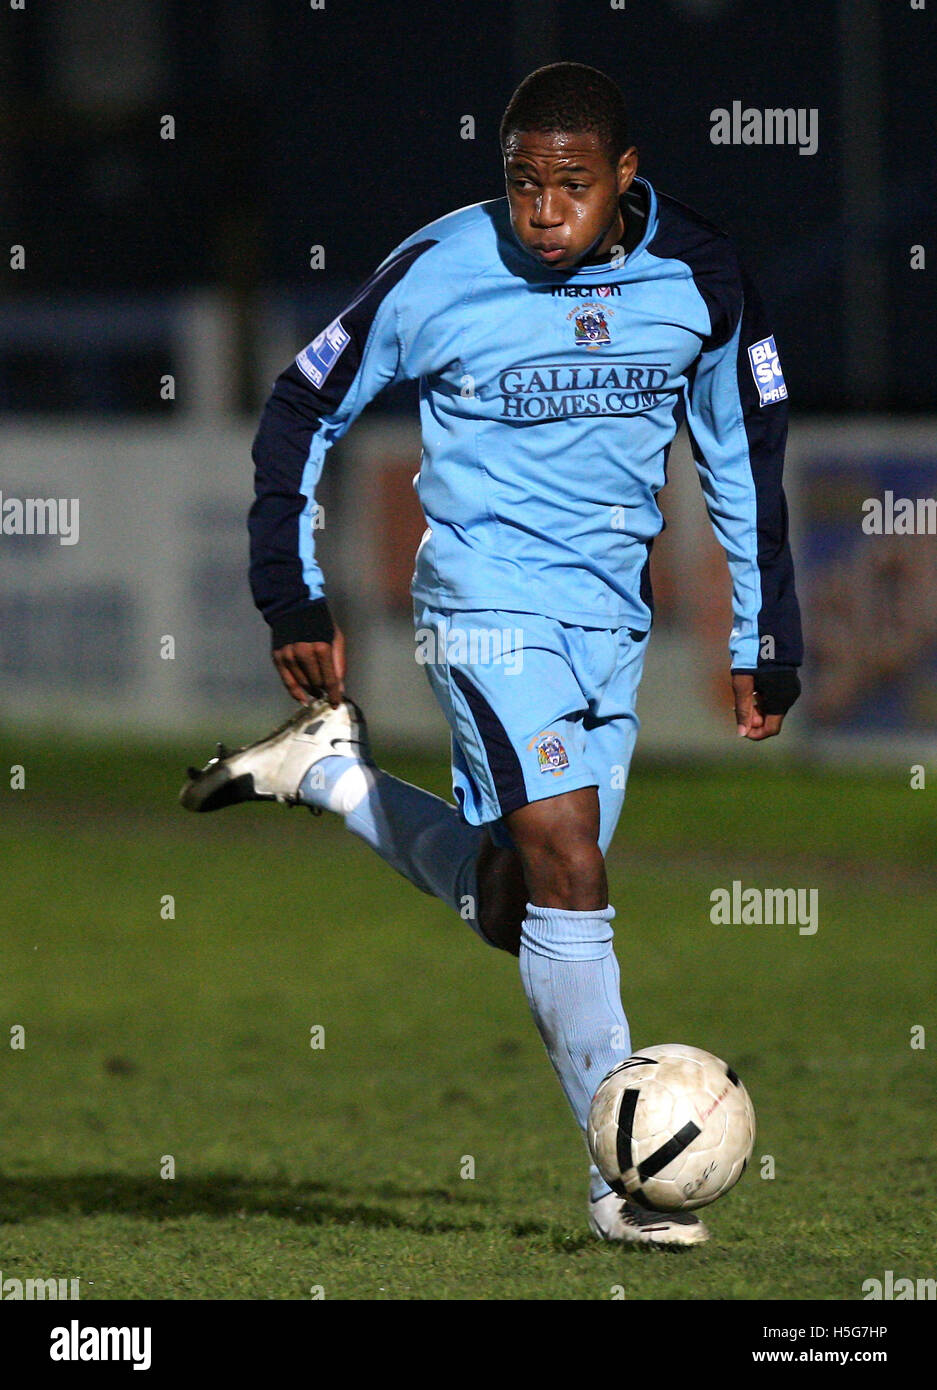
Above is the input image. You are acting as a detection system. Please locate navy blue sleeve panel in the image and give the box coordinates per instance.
[732,269,803,671]
[248,364,333,638]
[649,192,802,671]
[647,192,742,352]
[248,240,437,636]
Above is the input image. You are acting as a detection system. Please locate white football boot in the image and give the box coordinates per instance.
[589,1191,709,1246]
[180,697,372,813]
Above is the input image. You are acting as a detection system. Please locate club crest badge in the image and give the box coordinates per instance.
[572,305,611,348]
[533,732,570,774]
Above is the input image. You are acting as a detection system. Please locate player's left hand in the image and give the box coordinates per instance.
[732,673,784,741]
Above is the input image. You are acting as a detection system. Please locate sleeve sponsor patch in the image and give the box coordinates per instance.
[747,335,787,406]
[295,319,351,388]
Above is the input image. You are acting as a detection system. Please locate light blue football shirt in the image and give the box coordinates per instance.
[249,177,801,671]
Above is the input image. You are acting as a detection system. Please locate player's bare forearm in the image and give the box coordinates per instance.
[273,627,346,708]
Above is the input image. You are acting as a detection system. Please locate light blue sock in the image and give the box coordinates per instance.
[519,903,631,1202]
[299,757,489,943]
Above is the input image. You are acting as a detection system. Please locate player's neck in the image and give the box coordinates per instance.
[579,183,647,267]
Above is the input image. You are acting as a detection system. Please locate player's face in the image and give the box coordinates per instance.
[503,130,638,271]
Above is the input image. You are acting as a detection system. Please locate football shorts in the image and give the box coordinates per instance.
[414,604,648,853]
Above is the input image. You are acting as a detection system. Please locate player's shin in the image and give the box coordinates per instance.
[518,903,631,1201]
[298,760,489,942]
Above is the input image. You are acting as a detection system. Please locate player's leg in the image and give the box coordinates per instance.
[321,748,542,957]
[182,602,563,949]
[507,784,606,907]
[505,624,644,1179]
[180,695,505,944]
[506,781,632,1204]
[413,614,636,1189]
[472,831,528,951]
[505,625,706,1242]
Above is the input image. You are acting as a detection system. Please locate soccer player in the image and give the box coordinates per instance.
[182,63,802,1245]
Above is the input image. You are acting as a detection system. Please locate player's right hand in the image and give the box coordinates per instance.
[732,673,784,741]
[273,626,346,708]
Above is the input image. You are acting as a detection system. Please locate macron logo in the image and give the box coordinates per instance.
[50,1321,151,1372]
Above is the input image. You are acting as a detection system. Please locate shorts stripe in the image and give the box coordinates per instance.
[450,666,529,818]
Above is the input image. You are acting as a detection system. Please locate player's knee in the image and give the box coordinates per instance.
[474,828,606,945]
[480,913,523,957]
[523,833,604,902]
[493,791,607,915]
[476,839,526,956]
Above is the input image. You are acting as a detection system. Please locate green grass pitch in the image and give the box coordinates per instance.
[2,732,935,1300]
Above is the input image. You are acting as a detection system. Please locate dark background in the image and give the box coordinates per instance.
[1,0,934,413]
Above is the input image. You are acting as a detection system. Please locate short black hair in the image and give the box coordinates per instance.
[500,63,629,166]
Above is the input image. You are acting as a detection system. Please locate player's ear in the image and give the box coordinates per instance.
[617,147,638,193]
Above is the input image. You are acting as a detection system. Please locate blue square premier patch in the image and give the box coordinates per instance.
[296,319,351,388]
[747,335,787,407]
